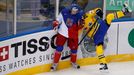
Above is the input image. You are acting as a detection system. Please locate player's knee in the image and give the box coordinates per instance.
[56,46,64,52]
[106,13,114,24]
[107,13,114,18]
[71,50,78,54]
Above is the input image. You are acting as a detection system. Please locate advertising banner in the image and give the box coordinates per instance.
[106,0,134,10]
[0,30,72,75]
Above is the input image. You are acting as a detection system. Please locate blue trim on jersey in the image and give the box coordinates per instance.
[56,46,64,52]
[71,50,77,54]
[0,26,52,42]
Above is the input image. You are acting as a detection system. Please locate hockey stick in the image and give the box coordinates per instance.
[61,18,99,60]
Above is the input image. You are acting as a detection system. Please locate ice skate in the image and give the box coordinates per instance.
[99,63,108,71]
[71,62,80,69]
[51,63,58,71]
[122,3,132,14]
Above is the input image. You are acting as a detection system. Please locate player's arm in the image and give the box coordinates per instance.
[77,11,86,30]
[82,9,97,30]
[53,13,63,30]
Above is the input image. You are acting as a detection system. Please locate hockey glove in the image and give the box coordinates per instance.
[96,8,103,19]
[53,20,59,30]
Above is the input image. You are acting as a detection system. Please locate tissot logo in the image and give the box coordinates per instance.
[0,35,57,62]
[0,32,60,74]
[0,35,56,62]
[0,46,9,62]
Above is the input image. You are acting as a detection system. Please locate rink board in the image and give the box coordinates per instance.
[0,20,133,75]
[7,54,134,75]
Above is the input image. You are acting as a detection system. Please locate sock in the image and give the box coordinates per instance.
[71,54,77,63]
[98,54,107,64]
[96,45,107,64]
[54,51,61,63]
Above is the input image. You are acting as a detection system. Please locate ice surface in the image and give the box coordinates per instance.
[35,61,134,75]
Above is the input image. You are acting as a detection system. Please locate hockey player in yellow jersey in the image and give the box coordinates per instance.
[83,3,132,70]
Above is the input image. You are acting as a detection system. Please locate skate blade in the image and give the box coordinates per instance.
[51,69,57,72]
[50,68,57,72]
[100,69,109,73]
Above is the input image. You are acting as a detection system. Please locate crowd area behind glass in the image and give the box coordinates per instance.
[0,0,133,38]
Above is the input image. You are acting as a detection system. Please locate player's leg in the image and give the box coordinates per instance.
[96,43,108,70]
[51,34,67,71]
[105,11,124,25]
[68,38,80,69]
[106,3,132,25]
